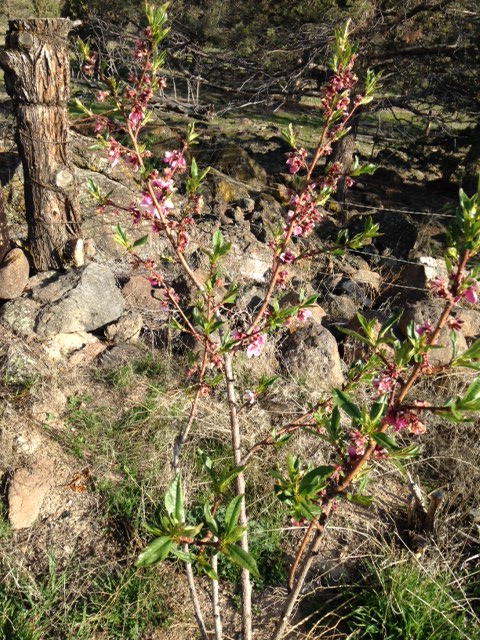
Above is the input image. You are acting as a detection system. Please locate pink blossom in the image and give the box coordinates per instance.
[279,250,295,264]
[231,329,244,342]
[296,308,312,323]
[416,323,433,336]
[347,430,367,460]
[277,270,289,290]
[107,138,122,168]
[286,148,307,174]
[96,90,109,102]
[246,334,265,358]
[129,105,144,130]
[243,390,257,405]
[448,317,464,331]
[463,283,479,305]
[163,150,186,173]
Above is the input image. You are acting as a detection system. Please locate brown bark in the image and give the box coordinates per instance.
[0,187,9,263]
[331,109,361,205]
[0,19,81,271]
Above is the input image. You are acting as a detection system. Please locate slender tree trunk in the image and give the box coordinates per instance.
[0,188,9,263]
[331,108,361,205]
[0,18,81,271]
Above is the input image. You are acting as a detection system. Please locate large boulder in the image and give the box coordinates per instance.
[281,323,344,392]
[34,263,125,336]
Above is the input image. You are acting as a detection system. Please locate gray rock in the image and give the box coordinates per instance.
[8,458,54,530]
[323,294,357,325]
[100,343,145,369]
[35,263,125,336]
[2,344,44,385]
[0,248,30,300]
[0,297,41,338]
[282,324,344,392]
[105,310,143,344]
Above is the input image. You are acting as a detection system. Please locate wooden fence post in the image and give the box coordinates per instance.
[0,18,81,271]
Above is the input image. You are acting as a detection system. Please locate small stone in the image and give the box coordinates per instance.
[43,331,100,359]
[281,323,344,392]
[105,310,143,344]
[0,248,30,300]
[8,458,54,530]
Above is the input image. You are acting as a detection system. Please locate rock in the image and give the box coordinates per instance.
[1,343,44,385]
[43,331,100,359]
[399,256,448,292]
[8,458,54,530]
[338,267,381,307]
[400,299,468,366]
[214,146,267,190]
[34,263,125,336]
[122,275,168,329]
[0,297,41,338]
[454,307,480,339]
[281,324,344,392]
[323,294,358,325]
[99,343,145,369]
[0,248,29,300]
[105,310,143,344]
[68,341,107,367]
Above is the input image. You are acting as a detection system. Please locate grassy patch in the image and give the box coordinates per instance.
[0,558,171,639]
[344,560,477,640]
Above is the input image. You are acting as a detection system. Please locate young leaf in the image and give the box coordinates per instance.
[332,389,362,421]
[223,544,259,578]
[204,503,219,537]
[164,474,184,522]
[135,536,173,567]
[224,495,243,537]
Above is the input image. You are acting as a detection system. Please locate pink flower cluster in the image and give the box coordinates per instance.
[320,57,358,120]
[383,409,426,435]
[429,275,479,305]
[286,148,308,174]
[347,430,367,460]
[231,331,265,358]
[372,365,399,394]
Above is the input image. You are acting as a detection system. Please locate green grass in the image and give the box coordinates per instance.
[0,557,171,640]
[344,560,478,640]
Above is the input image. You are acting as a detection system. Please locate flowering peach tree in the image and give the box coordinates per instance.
[77,4,480,639]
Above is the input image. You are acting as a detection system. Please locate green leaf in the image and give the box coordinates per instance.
[336,326,372,346]
[170,546,193,562]
[223,544,259,577]
[299,465,336,494]
[224,495,243,537]
[132,235,148,248]
[332,389,362,421]
[113,224,129,249]
[462,377,480,404]
[372,432,400,451]
[164,474,184,523]
[203,503,219,537]
[217,466,245,494]
[347,492,374,506]
[135,536,173,567]
[179,524,203,538]
[377,310,403,340]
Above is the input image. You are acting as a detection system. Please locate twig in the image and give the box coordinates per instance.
[224,352,252,640]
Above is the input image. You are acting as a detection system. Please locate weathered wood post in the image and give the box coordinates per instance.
[0,19,81,271]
